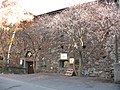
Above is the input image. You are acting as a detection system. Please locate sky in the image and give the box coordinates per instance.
[0,0,95,15]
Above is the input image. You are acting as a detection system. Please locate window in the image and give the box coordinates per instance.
[59,60,69,68]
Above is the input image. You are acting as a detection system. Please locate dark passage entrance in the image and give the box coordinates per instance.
[27,61,34,74]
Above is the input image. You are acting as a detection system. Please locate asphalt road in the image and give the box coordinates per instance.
[0,73,120,90]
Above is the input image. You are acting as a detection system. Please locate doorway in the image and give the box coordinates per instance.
[27,61,34,74]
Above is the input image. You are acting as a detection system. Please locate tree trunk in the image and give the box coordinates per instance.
[7,28,17,70]
[78,47,83,76]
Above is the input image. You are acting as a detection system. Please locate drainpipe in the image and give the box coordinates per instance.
[115,35,118,63]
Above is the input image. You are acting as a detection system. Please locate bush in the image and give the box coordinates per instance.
[10,67,26,74]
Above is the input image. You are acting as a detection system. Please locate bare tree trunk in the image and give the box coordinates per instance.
[78,46,83,76]
[7,28,16,70]
[78,36,84,76]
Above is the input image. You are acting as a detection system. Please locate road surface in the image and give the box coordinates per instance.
[0,73,120,90]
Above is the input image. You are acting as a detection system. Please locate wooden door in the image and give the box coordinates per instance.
[27,62,34,74]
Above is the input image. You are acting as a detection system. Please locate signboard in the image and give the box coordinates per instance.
[60,53,67,60]
[69,58,75,64]
[20,59,23,65]
[20,58,25,65]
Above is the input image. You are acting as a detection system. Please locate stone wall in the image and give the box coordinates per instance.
[82,35,120,80]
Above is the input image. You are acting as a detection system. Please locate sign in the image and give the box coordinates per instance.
[20,59,23,65]
[60,53,67,60]
[69,58,75,64]
[20,58,25,65]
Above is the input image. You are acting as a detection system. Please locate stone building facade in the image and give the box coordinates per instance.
[8,1,120,81]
